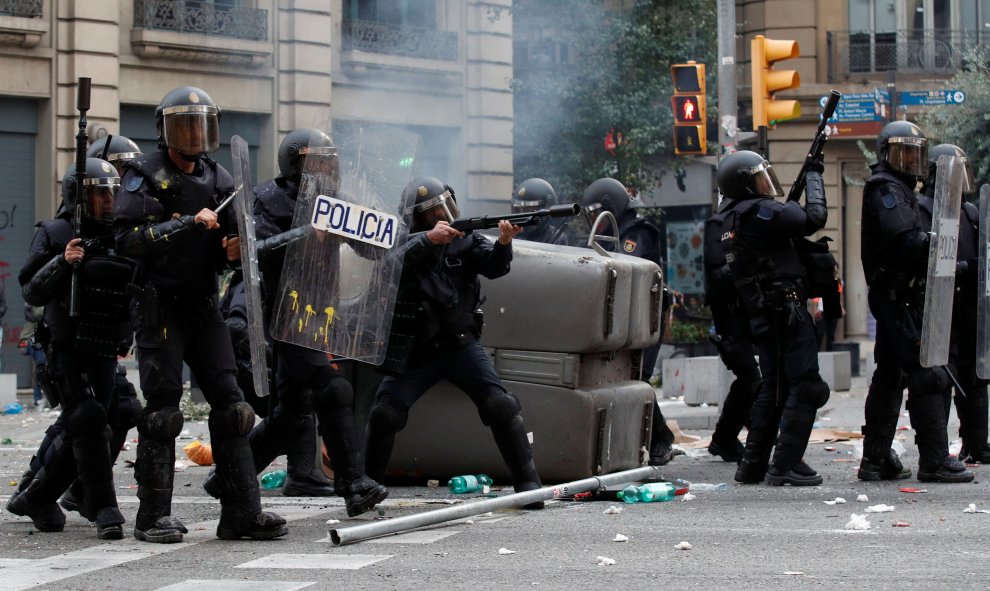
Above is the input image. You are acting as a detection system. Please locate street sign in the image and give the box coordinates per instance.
[899,89,966,106]
[819,92,884,122]
[821,120,886,138]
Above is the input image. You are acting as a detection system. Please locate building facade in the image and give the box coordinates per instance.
[0,0,513,387]
[738,0,987,340]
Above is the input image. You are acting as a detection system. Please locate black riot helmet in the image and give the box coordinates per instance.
[580,178,630,222]
[155,86,221,159]
[927,143,974,194]
[277,128,337,181]
[86,135,142,174]
[61,157,121,230]
[716,150,784,200]
[402,176,460,232]
[512,178,558,214]
[876,120,928,180]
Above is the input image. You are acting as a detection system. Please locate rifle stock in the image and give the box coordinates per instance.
[786,89,841,203]
[450,203,581,232]
[69,77,91,318]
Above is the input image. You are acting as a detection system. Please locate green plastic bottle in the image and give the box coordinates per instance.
[447,474,493,494]
[260,469,287,489]
[616,482,676,503]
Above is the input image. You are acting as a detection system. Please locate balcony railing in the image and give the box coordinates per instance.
[342,18,457,61]
[828,30,986,81]
[133,0,267,41]
[0,0,42,18]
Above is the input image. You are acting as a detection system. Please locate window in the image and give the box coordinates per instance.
[345,0,437,29]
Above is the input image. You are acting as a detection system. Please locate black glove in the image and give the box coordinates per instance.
[806,157,825,175]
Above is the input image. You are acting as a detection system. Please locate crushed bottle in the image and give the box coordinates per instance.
[616,482,676,503]
[260,469,287,489]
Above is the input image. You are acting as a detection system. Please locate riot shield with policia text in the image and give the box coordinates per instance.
[920,154,964,368]
[231,135,271,398]
[270,124,419,364]
[977,185,990,379]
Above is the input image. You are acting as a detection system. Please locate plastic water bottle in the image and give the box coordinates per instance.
[447,474,493,494]
[616,482,676,503]
[260,469,287,489]
[688,482,729,492]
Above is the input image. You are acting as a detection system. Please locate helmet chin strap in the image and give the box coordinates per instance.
[177,150,202,163]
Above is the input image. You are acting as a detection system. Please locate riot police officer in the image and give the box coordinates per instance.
[702,203,761,462]
[512,178,567,244]
[87,135,143,175]
[7,159,132,539]
[580,177,676,466]
[860,122,973,483]
[114,86,287,543]
[920,143,990,464]
[365,177,544,508]
[719,150,830,486]
[207,128,386,513]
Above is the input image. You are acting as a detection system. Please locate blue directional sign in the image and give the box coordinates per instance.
[819,92,884,122]
[899,89,966,106]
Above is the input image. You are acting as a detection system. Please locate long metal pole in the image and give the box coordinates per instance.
[716,0,737,159]
[329,466,663,546]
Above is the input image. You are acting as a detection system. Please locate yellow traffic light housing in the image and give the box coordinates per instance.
[751,35,801,128]
[670,61,706,155]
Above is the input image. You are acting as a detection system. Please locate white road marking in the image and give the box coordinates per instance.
[315,529,463,545]
[235,553,392,570]
[155,581,316,591]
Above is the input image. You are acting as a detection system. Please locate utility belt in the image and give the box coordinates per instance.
[734,274,805,316]
[127,282,218,330]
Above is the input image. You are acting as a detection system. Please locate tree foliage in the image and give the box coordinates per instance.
[511,0,717,198]
[918,45,990,188]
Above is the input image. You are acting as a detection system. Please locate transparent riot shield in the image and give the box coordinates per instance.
[230,135,270,398]
[270,125,419,363]
[920,154,964,368]
[977,185,990,379]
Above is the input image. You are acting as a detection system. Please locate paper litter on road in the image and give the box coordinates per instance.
[674,541,692,550]
[326,519,340,525]
[603,506,622,514]
[782,572,805,576]
[681,492,696,501]
[865,504,895,513]
[595,556,616,566]
[824,497,847,505]
[845,514,871,530]
[498,548,516,555]
[963,504,990,514]
[613,534,629,542]
[856,494,869,502]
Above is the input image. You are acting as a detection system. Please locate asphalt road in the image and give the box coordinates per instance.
[0,376,988,590]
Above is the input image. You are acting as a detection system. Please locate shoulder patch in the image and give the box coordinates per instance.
[623,239,637,253]
[756,204,776,220]
[125,175,144,193]
[881,193,897,209]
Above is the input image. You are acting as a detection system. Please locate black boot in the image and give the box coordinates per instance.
[60,481,89,520]
[918,456,975,483]
[710,378,758,463]
[321,410,388,517]
[491,416,544,510]
[648,403,678,466]
[6,477,66,533]
[766,408,820,486]
[960,441,990,464]
[71,423,124,538]
[94,507,125,540]
[735,430,773,484]
[134,437,186,544]
[858,424,911,481]
[283,415,334,497]
[212,437,288,540]
[766,460,823,486]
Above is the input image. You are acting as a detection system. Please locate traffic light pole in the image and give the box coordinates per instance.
[716,0,737,159]
[758,125,768,160]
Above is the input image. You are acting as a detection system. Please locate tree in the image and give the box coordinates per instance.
[512,0,718,197]
[918,45,990,189]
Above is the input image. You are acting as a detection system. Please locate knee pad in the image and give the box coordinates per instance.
[208,401,256,438]
[478,389,521,427]
[796,374,830,409]
[138,406,184,441]
[368,401,408,435]
[907,368,948,397]
[64,399,108,435]
[314,376,354,414]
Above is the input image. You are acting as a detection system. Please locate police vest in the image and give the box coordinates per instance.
[861,168,921,282]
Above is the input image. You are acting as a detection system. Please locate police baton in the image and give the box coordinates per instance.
[196,187,239,230]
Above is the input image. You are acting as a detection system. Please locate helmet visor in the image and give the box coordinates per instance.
[511,198,544,214]
[413,192,458,226]
[747,160,784,198]
[82,176,120,223]
[162,106,220,155]
[886,137,928,178]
